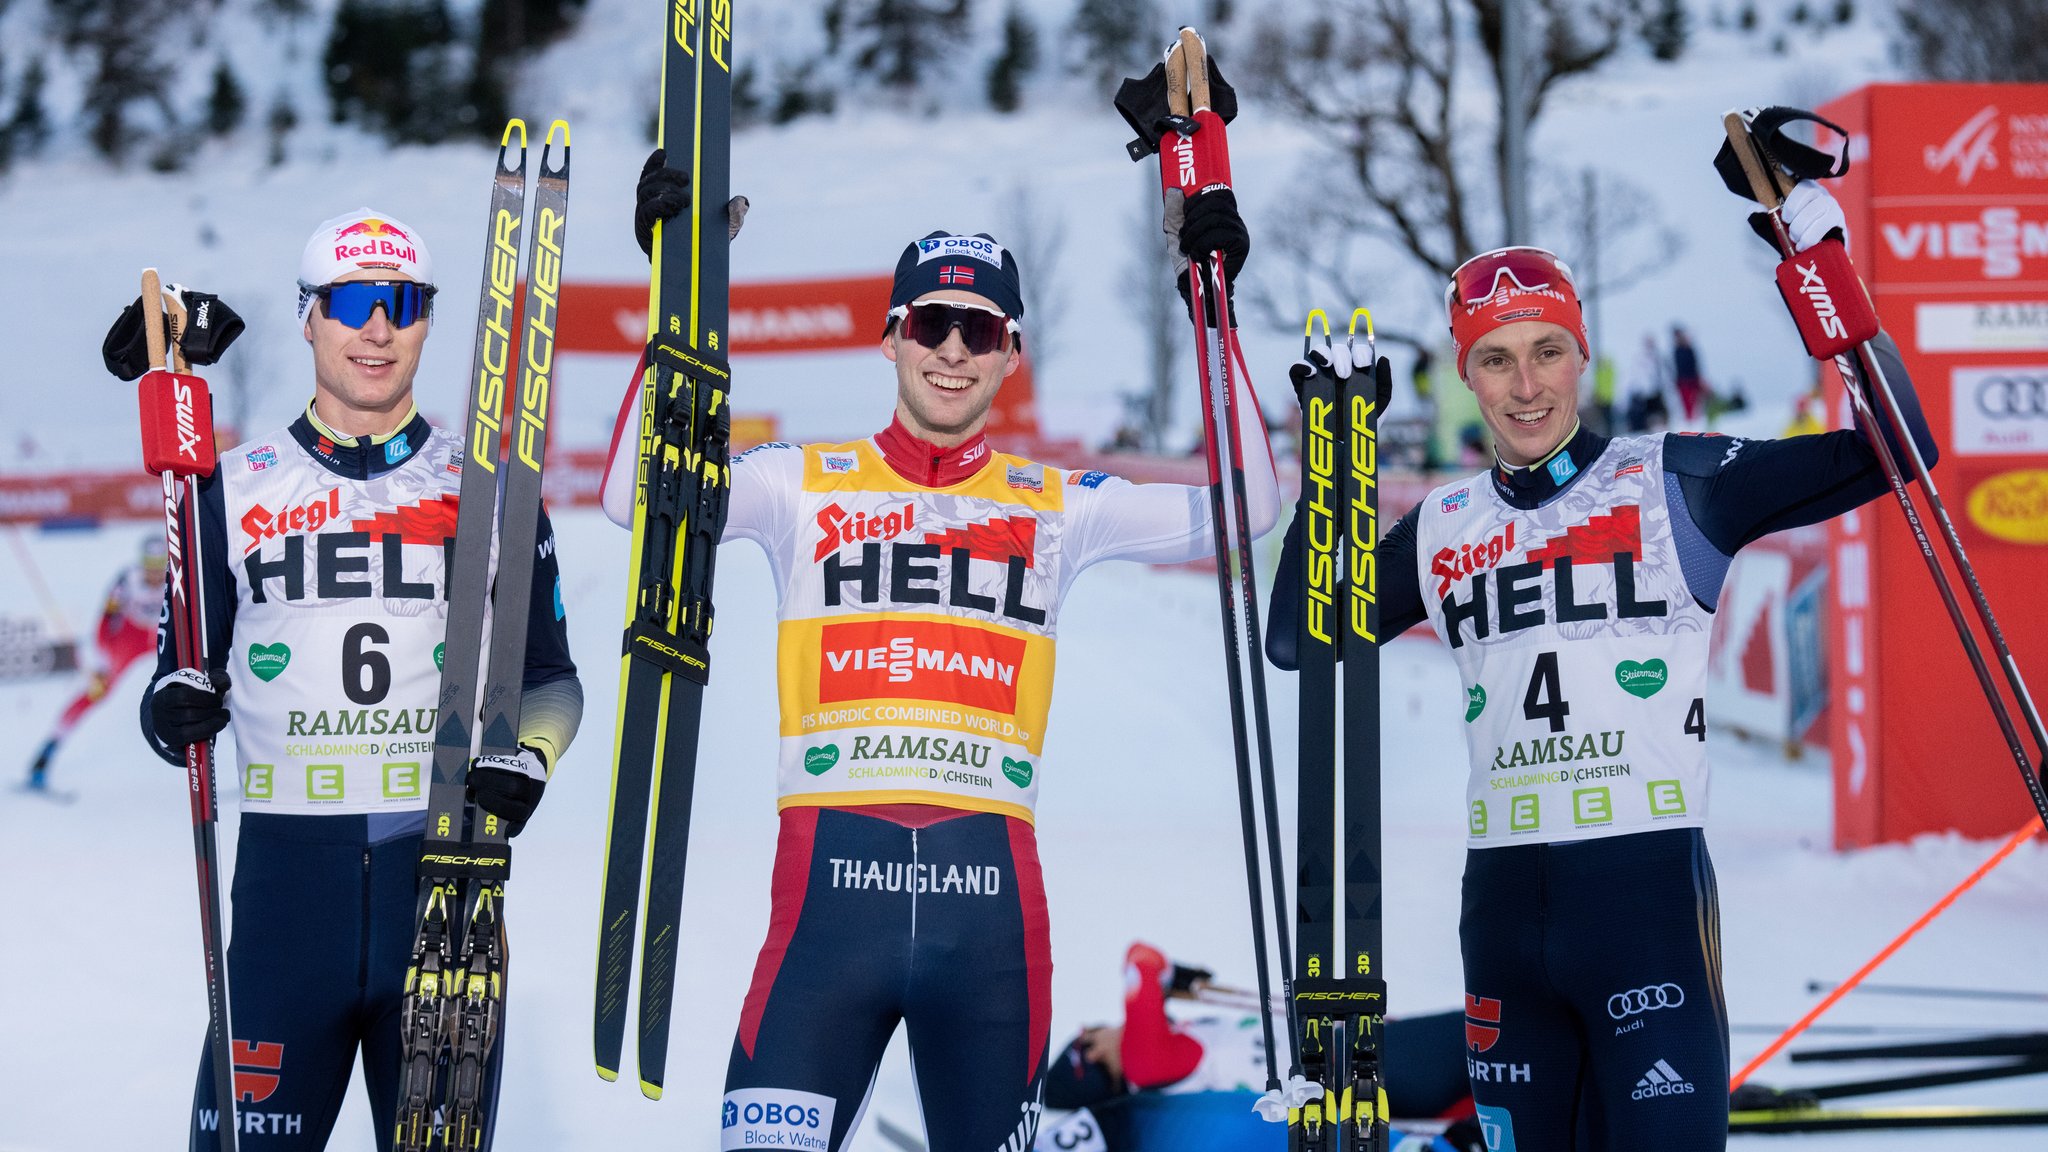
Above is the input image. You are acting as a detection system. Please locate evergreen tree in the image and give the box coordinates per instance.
[986,4,1038,112]
[324,0,472,142]
[53,0,178,161]
[206,59,246,136]
[1642,0,1689,60]
[266,90,297,167]
[4,57,51,163]
[847,0,971,91]
[1071,0,1158,92]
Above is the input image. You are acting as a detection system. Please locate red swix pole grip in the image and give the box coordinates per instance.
[1775,238,1880,360]
[139,369,218,478]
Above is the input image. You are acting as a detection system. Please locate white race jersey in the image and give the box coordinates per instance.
[216,422,489,815]
[1416,435,1712,847]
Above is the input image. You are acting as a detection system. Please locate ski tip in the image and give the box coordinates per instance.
[501,119,528,150]
[595,1064,619,1083]
[546,119,570,148]
[1347,307,1375,342]
[639,1080,664,1101]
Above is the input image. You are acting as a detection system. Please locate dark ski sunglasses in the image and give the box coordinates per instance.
[888,300,1018,356]
[307,280,437,329]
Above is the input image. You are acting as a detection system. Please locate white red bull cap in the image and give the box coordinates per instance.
[297,208,434,319]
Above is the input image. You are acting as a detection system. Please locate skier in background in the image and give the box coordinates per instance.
[611,151,1278,1152]
[129,208,582,1150]
[23,535,167,792]
[1037,941,1482,1151]
[1268,181,1937,1151]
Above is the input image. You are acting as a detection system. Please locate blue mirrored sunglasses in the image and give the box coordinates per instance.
[307,280,436,329]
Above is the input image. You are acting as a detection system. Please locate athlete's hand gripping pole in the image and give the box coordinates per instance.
[1719,108,2048,834]
[134,268,238,1152]
[1151,26,1315,1124]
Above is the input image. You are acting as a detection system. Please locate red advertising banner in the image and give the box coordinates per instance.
[1818,84,2048,846]
[557,277,1041,441]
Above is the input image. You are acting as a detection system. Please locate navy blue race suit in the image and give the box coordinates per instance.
[1269,333,1936,1151]
[141,409,581,1150]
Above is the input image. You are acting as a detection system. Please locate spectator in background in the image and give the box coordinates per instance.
[1672,324,1707,424]
[1413,348,1444,470]
[1587,352,1618,436]
[1625,333,1670,434]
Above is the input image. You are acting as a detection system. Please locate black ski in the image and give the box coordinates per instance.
[396,117,571,1151]
[1291,313,1341,1152]
[593,0,735,1098]
[1289,316,1392,1152]
[1339,321,1392,1152]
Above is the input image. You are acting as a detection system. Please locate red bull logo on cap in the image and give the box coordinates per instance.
[332,218,418,267]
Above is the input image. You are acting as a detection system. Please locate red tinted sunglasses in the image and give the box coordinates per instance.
[889,301,1019,356]
[1445,247,1578,310]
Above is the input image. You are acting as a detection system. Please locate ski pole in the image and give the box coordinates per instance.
[1804,981,2048,1005]
[1730,815,2042,1089]
[1721,110,2048,831]
[137,269,239,1152]
[1167,25,1297,1089]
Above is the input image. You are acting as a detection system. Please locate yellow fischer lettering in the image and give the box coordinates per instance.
[1347,394,1379,643]
[708,0,732,70]
[671,0,696,54]
[471,208,521,472]
[1304,395,1338,644]
[517,207,564,470]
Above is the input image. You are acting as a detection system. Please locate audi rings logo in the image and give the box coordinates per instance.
[1607,983,1685,1020]
[1977,374,2048,421]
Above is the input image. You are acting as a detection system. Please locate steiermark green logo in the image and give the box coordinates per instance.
[433,643,445,671]
[804,745,839,776]
[1465,684,1487,723]
[1002,757,1034,788]
[248,642,291,682]
[1615,659,1668,699]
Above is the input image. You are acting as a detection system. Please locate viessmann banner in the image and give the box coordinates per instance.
[1818,84,2048,847]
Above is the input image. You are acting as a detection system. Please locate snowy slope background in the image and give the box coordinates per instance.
[3,0,2047,1149]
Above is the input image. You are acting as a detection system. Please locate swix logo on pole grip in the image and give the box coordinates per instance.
[1774,239,1880,360]
[138,370,217,477]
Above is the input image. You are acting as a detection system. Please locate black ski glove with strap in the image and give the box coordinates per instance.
[103,288,245,380]
[1172,187,1249,328]
[150,667,231,751]
[634,148,752,258]
[469,744,549,837]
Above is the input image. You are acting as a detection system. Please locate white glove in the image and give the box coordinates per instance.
[1253,1073,1324,1121]
[1782,180,1847,253]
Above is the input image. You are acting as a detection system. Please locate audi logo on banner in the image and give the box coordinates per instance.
[1977,373,2048,420]
[1607,983,1685,1020]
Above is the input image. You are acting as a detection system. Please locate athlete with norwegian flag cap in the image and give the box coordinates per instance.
[602,171,1277,1150]
[117,207,584,1150]
[1270,182,1939,1150]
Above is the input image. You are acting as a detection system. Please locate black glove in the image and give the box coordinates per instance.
[635,148,693,259]
[1166,961,1214,995]
[150,667,231,750]
[469,744,548,837]
[635,148,752,259]
[1174,187,1249,327]
[103,288,245,380]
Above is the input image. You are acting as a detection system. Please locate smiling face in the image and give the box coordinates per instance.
[1463,319,1585,466]
[303,269,429,438]
[880,289,1020,447]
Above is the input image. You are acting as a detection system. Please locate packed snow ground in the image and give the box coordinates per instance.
[1,514,2044,1150]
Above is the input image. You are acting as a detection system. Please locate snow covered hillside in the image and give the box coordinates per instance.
[2,0,1904,470]
[1,514,2044,1150]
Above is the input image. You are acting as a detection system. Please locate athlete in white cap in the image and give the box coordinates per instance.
[123,208,584,1150]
